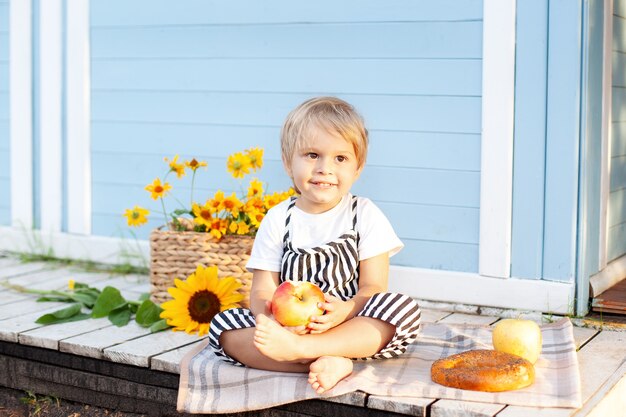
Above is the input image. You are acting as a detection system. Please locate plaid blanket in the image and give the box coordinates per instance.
[177,317,582,413]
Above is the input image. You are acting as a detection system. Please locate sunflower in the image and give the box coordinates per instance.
[227,152,252,179]
[164,155,186,178]
[123,205,150,226]
[145,178,172,200]
[160,265,243,336]
[192,202,213,228]
[245,147,264,171]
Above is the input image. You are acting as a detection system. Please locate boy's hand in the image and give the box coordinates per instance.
[261,300,310,335]
[307,294,353,334]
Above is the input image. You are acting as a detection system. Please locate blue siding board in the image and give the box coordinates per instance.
[614,15,626,52]
[614,53,626,86]
[612,87,626,121]
[0,0,8,227]
[542,0,583,281]
[610,155,626,191]
[607,222,626,261]
[91,92,482,134]
[511,0,549,280]
[614,122,626,155]
[90,1,483,272]
[91,59,482,97]
[608,188,626,227]
[91,23,483,60]
[90,0,483,26]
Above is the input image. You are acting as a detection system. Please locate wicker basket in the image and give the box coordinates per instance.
[149,229,254,308]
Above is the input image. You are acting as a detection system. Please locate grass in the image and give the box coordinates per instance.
[13,252,149,276]
[19,390,60,416]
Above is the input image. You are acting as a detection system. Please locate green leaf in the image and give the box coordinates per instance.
[36,295,74,303]
[172,209,191,216]
[108,305,132,327]
[135,300,163,327]
[149,319,170,333]
[91,286,127,318]
[138,293,150,302]
[68,292,99,308]
[72,282,90,289]
[35,304,90,324]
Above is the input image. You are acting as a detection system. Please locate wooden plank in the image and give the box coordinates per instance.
[150,338,205,374]
[0,297,67,321]
[323,391,367,407]
[420,309,453,323]
[4,266,74,286]
[431,398,506,417]
[103,330,205,367]
[575,330,626,406]
[0,304,77,342]
[0,261,49,279]
[18,316,114,350]
[496,405,572,417]
[0,291,30,305]
[437,313,500,326]
[571,326,599,351]
[367,395,434,417]
[0,256,21,268]
[60,321,152,360]
[574,360,626,417]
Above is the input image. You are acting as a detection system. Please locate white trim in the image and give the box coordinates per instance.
[479,0,517,278]
[0,226,574,314]
[39,0,63,233]
[66,0,92,235]
[590,253,626,297]
[389,265,575,315]
[599,0,614,270]
[9,0,33,229]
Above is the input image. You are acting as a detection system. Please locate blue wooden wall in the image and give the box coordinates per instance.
[89,0,484,272]
[0,0,9,225]
[609,0,626,262]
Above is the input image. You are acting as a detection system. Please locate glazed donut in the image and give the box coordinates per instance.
[431,349,535,392]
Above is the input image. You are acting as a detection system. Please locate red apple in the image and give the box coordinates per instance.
[271,281,325,327]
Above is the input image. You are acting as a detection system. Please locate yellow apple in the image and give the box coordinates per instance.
[492,318,543,364]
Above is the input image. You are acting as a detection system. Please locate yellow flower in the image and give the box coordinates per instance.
[123,206,150,226]
[245,147,264,171]
[222,192,243,217]
[248,210,265,228]
[159,265,243,336]
[185,158,207,171]
[245,197,265,213]
[68,279,75,290]
[227,152,252,179]
[164,155,186,179]
[192,202,213,229]
[264,192,283,210]
[247,178,264,198]
[207,190,225,214]
[208,218,228,240]
[145,178,172,200]
[228,220,250,235]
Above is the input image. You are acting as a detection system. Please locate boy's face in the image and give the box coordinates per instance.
[284,128,362,214]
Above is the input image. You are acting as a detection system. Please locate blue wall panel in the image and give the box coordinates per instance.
[0,0,9,226]
[609,0,626,262]
[89,0,483,272]
[542,0,583,282]
[511,0,549,280]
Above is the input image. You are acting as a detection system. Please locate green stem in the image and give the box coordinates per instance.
[1,282,71,297]
[190,170,197,207]
[160,197,169,229]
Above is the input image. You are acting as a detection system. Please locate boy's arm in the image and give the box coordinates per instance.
[249,269,280,318]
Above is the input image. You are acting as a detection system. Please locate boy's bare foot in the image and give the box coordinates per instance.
[253,314,305,362]
[307,356,353,394]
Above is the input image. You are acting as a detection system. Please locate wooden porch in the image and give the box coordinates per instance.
[0,255,624,417]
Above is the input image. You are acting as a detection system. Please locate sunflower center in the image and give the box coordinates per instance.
[190,159,198,168]
[200,209,211,220]
[188,290,221,323]
[155,185,164,193]
[132,211,140,219]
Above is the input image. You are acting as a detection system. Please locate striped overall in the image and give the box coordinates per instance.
[208,196,422,365]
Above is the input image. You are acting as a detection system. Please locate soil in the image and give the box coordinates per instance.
[0,387,147,417]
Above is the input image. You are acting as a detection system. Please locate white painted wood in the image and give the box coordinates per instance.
[0,303,73,342]
[4,267,74,287]
[0,262,48,279]
[9,0,33,229]
[60,322,153,359]
[0,292,30,306]
[390,266,575,315]
[431,398,506,417]
[437,313,499,326]
[575,361,626,417]
[496,405,572,417]
[0,227,575,313]
[367,395,434,416]
[571,326,600,351]
[19,316,112,350]
[479,0,517,279]
[0,257,22,269]
[420,309,453,323]
[589,253,626,297]
[322,391,367,407]
[598,0,614,271]
[103,331,206,367]
[151,339,206,374]
[39,0,63,233]
[575,330,626,406]
[0,298,67,321]
[66,0,92,235]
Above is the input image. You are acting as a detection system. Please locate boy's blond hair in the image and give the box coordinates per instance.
[280,97,368,169]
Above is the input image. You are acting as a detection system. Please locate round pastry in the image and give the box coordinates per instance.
[431,349,535,392]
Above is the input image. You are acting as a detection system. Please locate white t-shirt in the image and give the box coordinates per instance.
[246,193,404,272]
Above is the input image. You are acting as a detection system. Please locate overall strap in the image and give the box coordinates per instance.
[282,197,297,248]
